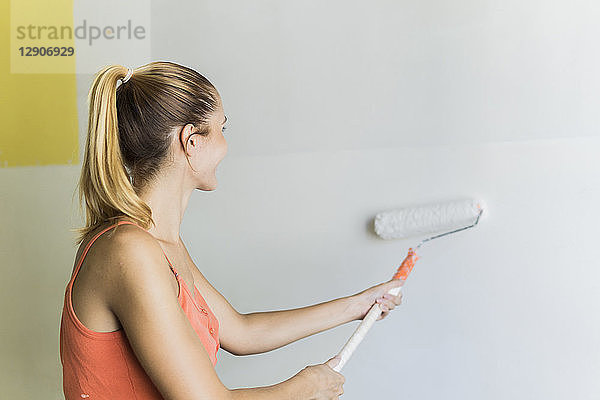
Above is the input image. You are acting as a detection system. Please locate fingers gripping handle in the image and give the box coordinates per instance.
[332,248,419,373]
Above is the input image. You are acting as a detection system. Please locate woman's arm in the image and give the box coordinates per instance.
[237,296,357,356]
[192,257,403,357]
[235,279,404,356]
[228,373,309,399]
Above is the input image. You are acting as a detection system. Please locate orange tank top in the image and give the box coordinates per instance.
[60,221,220,399]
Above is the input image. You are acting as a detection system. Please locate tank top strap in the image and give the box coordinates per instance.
[158,247,180,278]
[113,220,181,278]
[70,221,132,281]
[71,220,179,282]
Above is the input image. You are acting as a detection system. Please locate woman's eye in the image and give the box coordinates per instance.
[222,126,227,133]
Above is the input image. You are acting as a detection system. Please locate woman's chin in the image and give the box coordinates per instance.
[196,179,218,191]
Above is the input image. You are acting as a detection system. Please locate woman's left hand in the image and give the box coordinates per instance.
[348,279,404,321]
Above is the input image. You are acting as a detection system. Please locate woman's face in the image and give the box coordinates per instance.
[183,100,228,191]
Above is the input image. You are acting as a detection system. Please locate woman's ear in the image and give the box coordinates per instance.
[180,123,199,154]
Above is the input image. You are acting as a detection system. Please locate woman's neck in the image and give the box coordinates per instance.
[137,176,194,245]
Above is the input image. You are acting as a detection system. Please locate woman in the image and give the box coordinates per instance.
[59,61,403,399]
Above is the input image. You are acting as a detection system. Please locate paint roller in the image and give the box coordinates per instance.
[332,198,485,372]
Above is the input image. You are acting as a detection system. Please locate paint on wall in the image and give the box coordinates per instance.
[1,0,78,167]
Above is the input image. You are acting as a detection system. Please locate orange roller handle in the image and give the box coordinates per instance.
[392,247,419,281]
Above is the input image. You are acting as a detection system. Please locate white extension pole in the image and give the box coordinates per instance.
[333,285,403,372]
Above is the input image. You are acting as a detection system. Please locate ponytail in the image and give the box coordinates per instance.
[71,61,219,245]
[72,65,154,245]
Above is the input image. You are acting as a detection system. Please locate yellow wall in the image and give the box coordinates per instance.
[0,0,78,167]
[0,0,79,397]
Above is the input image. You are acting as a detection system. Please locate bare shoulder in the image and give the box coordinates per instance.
[103,224,164,267]
[96,224,229,398]
[73,222,177,312]
[98,224,177,302]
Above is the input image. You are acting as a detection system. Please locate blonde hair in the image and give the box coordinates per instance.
[71,61,219,245]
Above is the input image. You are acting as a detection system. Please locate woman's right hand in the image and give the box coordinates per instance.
[294,355,346,399]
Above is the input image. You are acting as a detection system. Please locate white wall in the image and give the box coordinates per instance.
[156,1,600,398]
[204,138,600,399]
[1,1,599,398]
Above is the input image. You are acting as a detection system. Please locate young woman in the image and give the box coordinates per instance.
[59,61,403,400]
